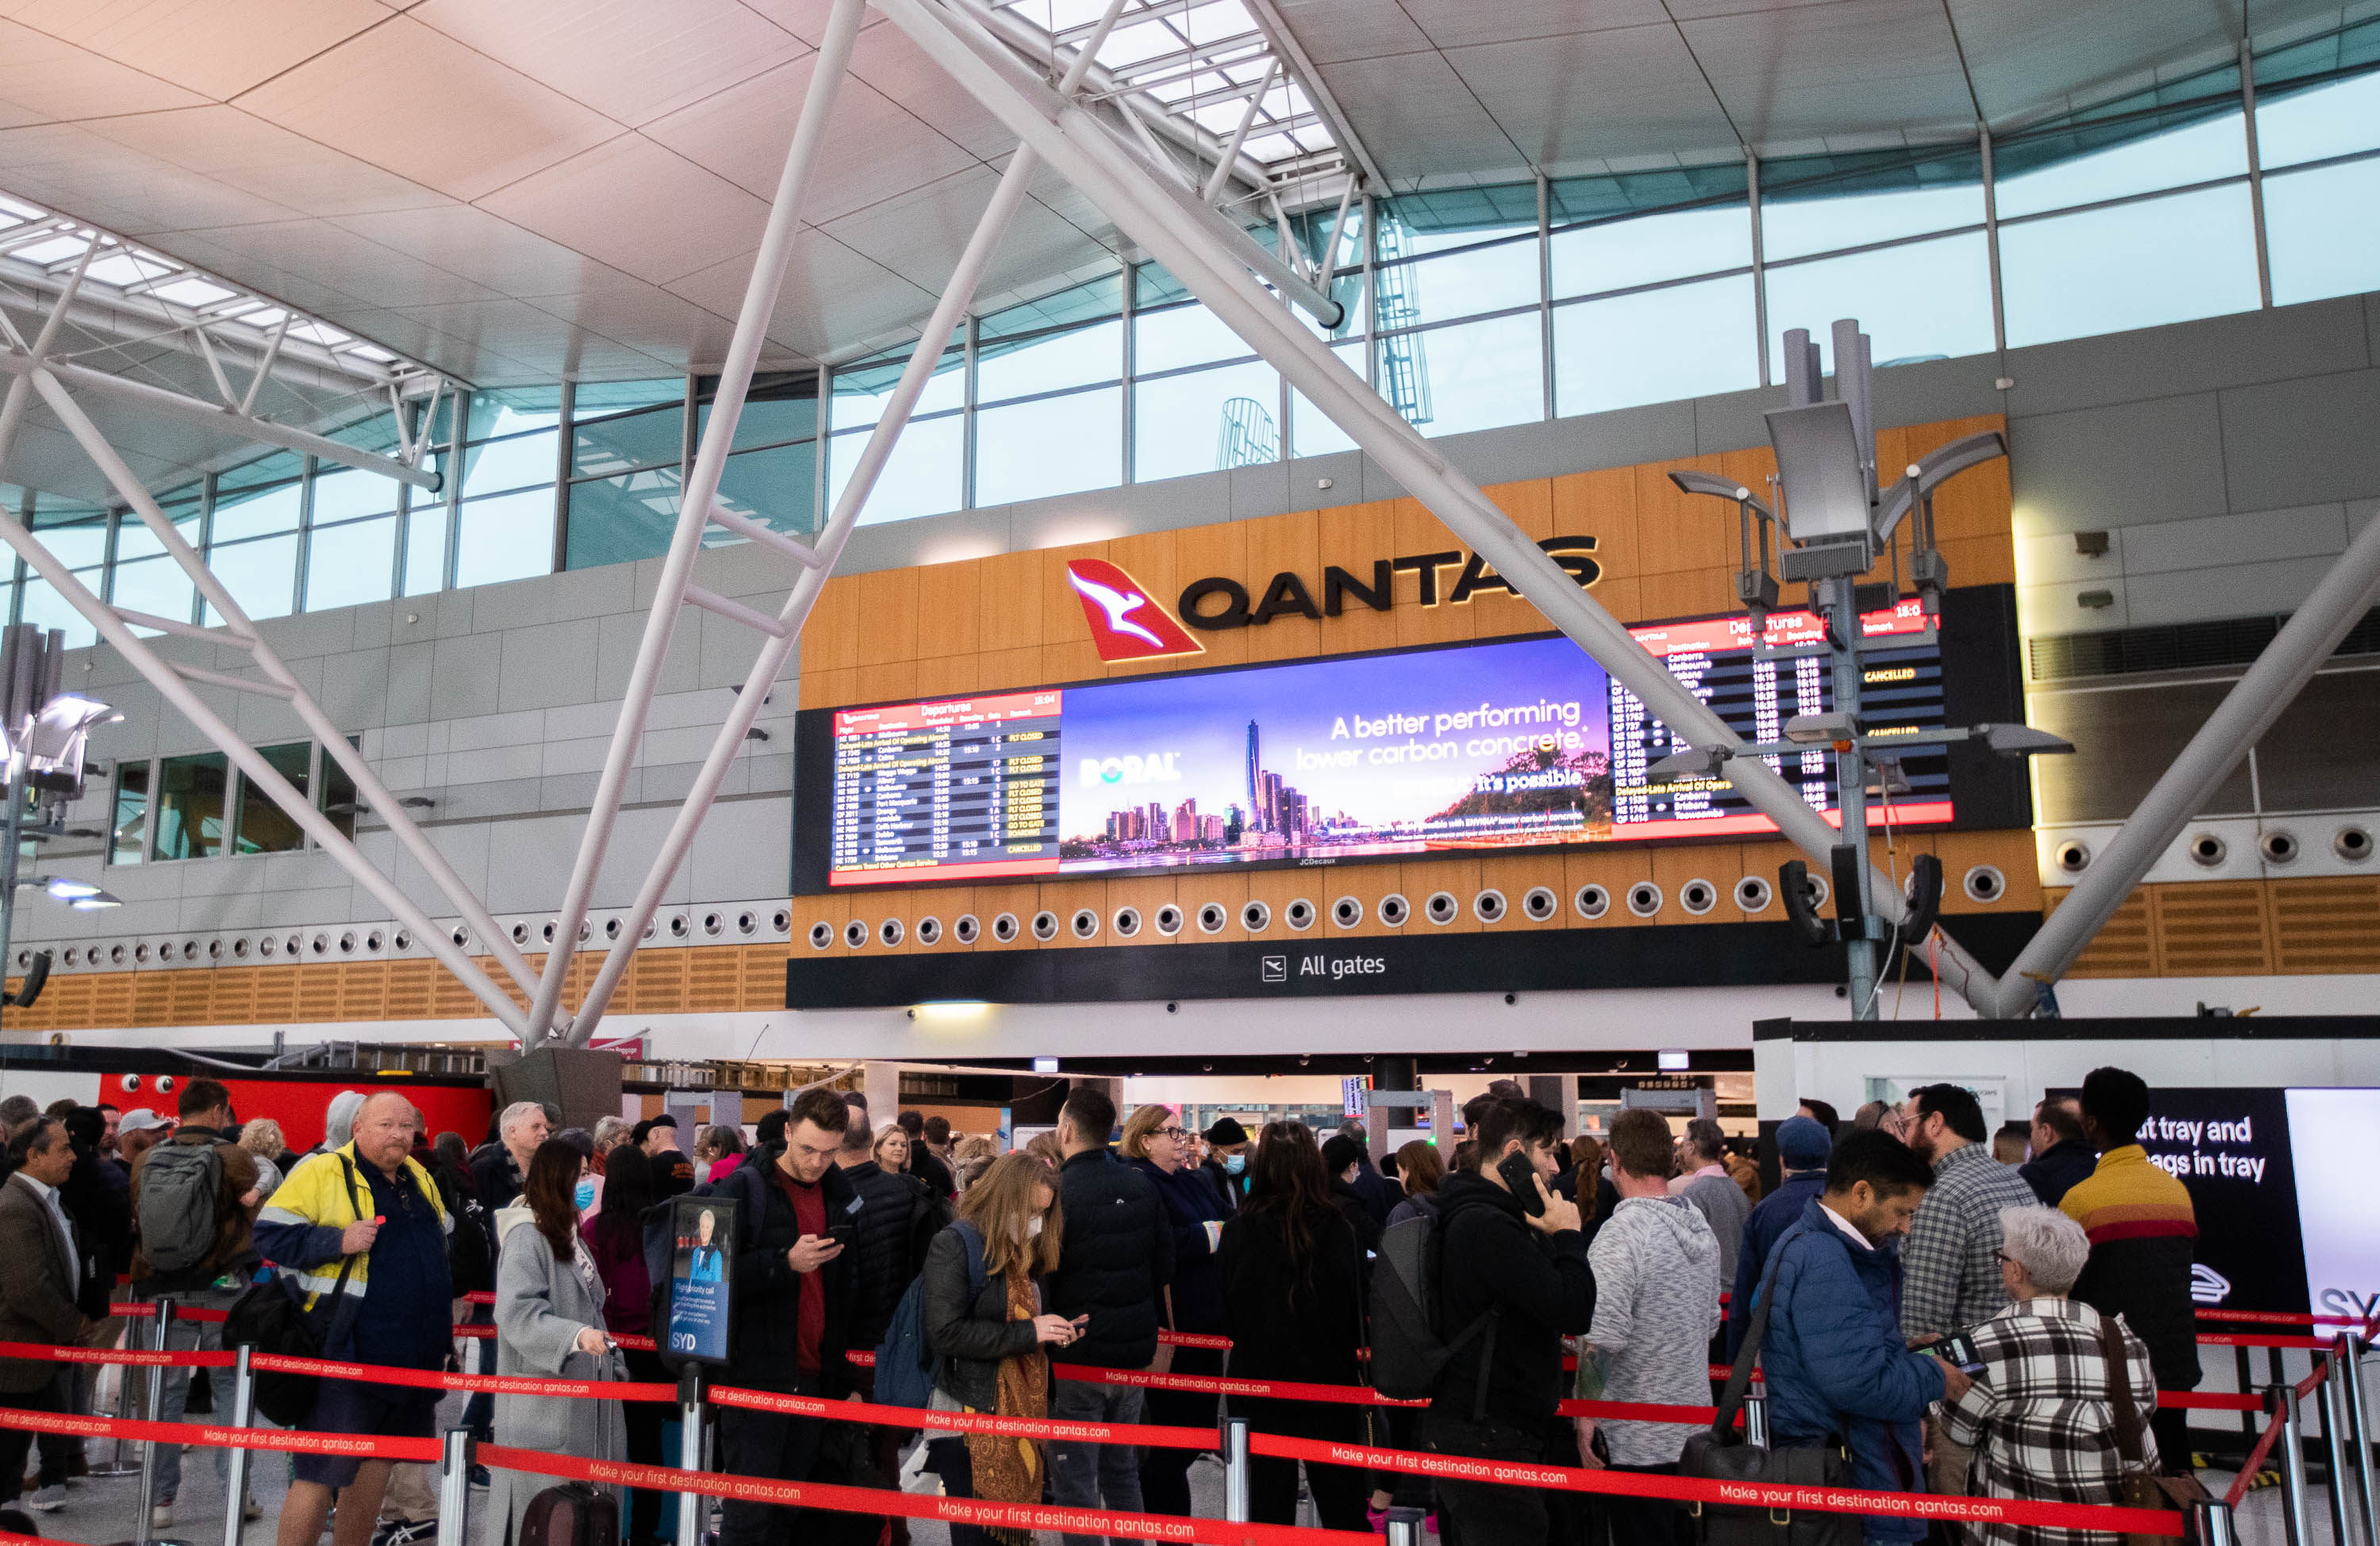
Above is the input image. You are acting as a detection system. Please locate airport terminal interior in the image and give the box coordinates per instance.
[0,0,2375,1543]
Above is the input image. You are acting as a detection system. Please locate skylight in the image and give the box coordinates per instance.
[993,0,1345,193]
[0,190,432,390]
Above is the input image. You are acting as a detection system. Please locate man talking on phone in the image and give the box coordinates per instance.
[713,1088,858,1546]
[1424,1097,1596,1545]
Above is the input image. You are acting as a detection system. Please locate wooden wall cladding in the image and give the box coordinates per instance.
[1,943,800,1035]
[800,829,2044,964]
[797,415,2014,713]
[2047,875,2380,978]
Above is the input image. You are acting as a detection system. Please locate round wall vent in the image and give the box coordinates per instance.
[1284,898,1315,931]
[916,916,942,946]
[2055,839,2090,874]
[1111,907,1140,938]
[1031,911,1060,942]
[1240,900,1272,932]
[1153,905,1184,937]
[2259,829,2299,865]
[808,922,835,950]
[1679,878,1717,915]
[991,912,1020,942]
[1626,881,1664,918]
[2335,826,2373,864]
[1070,907,1100,940]
[1196,902,1228,934]
[1378,893,1410,926]
[1734,875,1772,913]
[843,919,868,949]
[1962,865,2002,904]
[1472,889,1506,923]
[1574,884,1609,920]
[954,914,981,944]
[1331,896,1364,927]
[1522,886,1558,921]
[2189,833,2228,868]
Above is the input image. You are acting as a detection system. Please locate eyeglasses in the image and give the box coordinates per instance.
[1154,1127,1186,1140]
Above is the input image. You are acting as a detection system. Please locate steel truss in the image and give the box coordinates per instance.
[5,0,2376,1042]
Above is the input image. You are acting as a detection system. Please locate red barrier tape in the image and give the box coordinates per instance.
[2159,1392,2265,1412]
[1050,1363,1427,1407]
[248,1352,680,1405]
[2294,1364,2327,1401]
[1247,1433,2185,1535]
[2196,1310,2365,1326]
[708,1383,1215,1450]
[2227,1409,2289,1509]
[0,1404,439,1464]
[0,1338,233,1368]
[2196,1333,2332,1350]
[480,1442,1374,1546]
[109,1302,229,1324]
[1558,1398,1721,1423]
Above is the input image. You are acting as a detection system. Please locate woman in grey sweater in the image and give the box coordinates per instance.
[489,1139,628,1546]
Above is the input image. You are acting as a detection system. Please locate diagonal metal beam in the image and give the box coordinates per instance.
[562,142,1052,1045]
[28,365,541,1007]
[873,0,2011,1015]
[525,0,871,1042]
[0,497,530,1035]
[0,349,440,490]
[1987,511,2380,1015]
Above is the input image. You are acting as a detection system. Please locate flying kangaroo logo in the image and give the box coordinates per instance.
[1065,558,1205,663]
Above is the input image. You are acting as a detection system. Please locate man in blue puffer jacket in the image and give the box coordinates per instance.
[1754,1130,1973,1544]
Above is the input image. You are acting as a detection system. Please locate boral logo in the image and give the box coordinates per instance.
[1064,558,1205,664]
[1079,750,1184,788]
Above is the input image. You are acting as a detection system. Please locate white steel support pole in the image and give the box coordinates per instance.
[566,141,1046,1045]
[1202,60,1276,205]
[526,0,869,1042]
[1986,511,2380,1015]
[29,367,541,1000]
[0,242,96,479]
[0,510,531,1030]
[874,0,2010,1015]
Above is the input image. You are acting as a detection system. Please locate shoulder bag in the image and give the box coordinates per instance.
[2096,1311,2209,1546]
[224,1154,363,1427]
[1678,1230,1860,1546]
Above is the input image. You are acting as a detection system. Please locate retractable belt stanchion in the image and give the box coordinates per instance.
[2274,1382,2316,1546]
[1743,1391,1770,1451]
[218,1345,255,1546]
[2322,1341,2360,1546]
[435,1427,474,1546]
[1384,1506,1426,1546]
[135,1296,176,1546]
[93,1310,143,1478]
[2194,1495,2240,1546]
[2344,1333,2380,1546]
[677,1367,706,1546]
[1223,1414,1251,1525]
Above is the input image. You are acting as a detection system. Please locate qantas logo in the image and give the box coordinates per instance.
[1065,559,1205,664]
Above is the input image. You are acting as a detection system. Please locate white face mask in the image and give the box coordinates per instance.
[1027,1214,1044,1237]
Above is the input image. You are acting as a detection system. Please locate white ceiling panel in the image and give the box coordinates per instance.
[0,0,390,102]
[525,270,742,375]
[81,106,449,221]
[1681,0,1977,144]
[235,15,622,202]
[0,122,305,233]
[1314,48,1525,178]
[408,0,810,128]
[328,203,622,299]
[1444,25,1738,167]
[1269,0,1430,64]
[820,166,1108,297]
[338,297,651,382]
[846,20,1021,162]
[731,0,861,51]
[1395,0,1669,50]
[0,17,211,129]
[475,133,772,288]
[666,229,934,361]
[159,217,503,309]
[644,55,981,224]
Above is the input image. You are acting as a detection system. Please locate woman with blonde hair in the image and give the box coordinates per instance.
[919,1153,1080,1545]
[874,1122,912,1173]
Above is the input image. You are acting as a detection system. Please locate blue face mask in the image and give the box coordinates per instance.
[574,1179,597,1210]
[1222,1153,1246,1176]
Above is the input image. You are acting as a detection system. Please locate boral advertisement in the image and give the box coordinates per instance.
[2125,1086,2378,1321]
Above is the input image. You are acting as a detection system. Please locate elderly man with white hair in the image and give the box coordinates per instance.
[1940,1206,2162,1546]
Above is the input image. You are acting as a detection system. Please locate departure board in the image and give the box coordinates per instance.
[802,591,2002,891]
[1610,600,1948,838]
[827,690,1064,881]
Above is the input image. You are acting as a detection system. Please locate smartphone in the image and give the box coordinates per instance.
[1496,1149,1547,1217]
[1927,1333,1985,1375]
[827,1222,857,1251]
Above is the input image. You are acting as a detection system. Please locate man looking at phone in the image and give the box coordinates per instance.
[712,1087,858,1546]
[1424,1097,1596,1544]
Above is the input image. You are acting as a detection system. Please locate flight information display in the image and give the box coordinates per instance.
[804,600,1964,888]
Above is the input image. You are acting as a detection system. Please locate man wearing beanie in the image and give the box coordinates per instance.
[1725,1115,1833,1358]
[1200,1118,1252,1213]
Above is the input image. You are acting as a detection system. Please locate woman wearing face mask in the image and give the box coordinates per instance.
[493,1141,628,1546]
[1200,1117,1252,1214]
[919,1153,1080,1546]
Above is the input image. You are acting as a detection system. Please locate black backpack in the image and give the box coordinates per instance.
[1368,1204,1499,1417]
[430,1161,493,1295]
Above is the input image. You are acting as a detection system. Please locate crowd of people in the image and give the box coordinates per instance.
[0,1065,2213,1546]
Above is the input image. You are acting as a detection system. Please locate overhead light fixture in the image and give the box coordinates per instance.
[1646,746,1730,783]
[41,877,102,900]
[1783,712,1856,745]
[1975,723,2075,756]
[69,894,122,911]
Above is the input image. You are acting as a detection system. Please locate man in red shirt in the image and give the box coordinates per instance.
[711,1088,858,1546]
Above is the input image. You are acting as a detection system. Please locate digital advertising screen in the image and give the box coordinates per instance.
[664,1193,735,1368]
[795,587,2025,892]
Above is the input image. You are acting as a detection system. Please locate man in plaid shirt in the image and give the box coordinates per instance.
[1898,1084,2040,1494]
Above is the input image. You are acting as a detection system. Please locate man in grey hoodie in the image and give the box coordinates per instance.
[1587,1108,1725,1546]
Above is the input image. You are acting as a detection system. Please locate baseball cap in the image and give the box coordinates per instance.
[118,1108,171,1134]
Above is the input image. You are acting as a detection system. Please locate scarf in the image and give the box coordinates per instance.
[965,1268,1050,1546]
